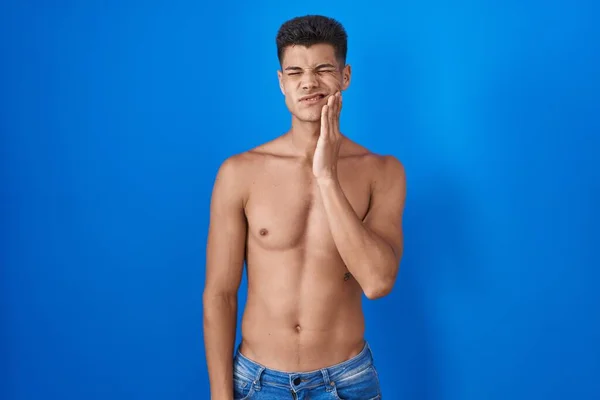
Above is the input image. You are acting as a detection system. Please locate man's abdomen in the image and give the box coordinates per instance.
[239,257,366,372]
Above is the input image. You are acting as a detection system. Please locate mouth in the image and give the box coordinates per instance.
[300,93,327,104]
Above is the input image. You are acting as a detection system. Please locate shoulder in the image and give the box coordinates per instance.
[363,154,406,199]
[359,152,406,213]
[215,137,280,177]
[212,140,281,205]
[373,154,405,181]
[341,138,405,181]
[211,151,256,206]
[215,152,251,180]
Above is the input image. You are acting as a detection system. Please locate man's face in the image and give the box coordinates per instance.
[277,43,351,123]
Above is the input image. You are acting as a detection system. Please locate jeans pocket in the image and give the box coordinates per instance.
[332,365,381,400]
[233,370,255,400]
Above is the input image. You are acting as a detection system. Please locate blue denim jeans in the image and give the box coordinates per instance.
[233,341,382,399]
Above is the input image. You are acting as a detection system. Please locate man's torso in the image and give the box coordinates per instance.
[236,135,383,372]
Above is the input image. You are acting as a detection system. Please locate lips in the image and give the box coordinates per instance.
[300,93,326,103]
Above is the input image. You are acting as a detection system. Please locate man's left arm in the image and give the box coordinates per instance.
[317,155,406,299]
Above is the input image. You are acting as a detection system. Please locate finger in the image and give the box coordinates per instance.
[332,93,340,134]
[327,92,335,114]
[331,91,339,116]
[321,104,329,136]
[335,92,342,134]
[336,92,342,123]
[329,97,336,138]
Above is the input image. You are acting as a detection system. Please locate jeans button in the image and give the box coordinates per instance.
[293,377,301,385]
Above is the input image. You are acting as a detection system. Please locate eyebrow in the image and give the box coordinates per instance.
[284,63,338,71]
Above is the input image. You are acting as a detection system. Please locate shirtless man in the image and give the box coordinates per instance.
[203,15,406,400]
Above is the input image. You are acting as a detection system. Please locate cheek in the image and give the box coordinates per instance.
[326,77,343,91]
[281,84,293,103]
[283,82,296,97]
[284,93,296,109]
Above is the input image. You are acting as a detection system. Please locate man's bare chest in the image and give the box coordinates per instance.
[243,164,371,250]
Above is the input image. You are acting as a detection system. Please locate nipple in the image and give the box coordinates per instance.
[259,228,268,236]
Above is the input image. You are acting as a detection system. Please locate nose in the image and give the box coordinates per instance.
[300,71,319,90]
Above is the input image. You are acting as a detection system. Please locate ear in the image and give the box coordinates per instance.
[277,69,285,95]
[341,64,352,91]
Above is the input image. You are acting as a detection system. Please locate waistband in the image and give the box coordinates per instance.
[233,341,374,390]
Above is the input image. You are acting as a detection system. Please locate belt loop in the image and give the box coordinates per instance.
[253,366,265,391]
[321,368,334,392]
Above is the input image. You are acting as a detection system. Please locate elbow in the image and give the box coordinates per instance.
[364,282,393,300]
[202,290,237,311]
[364,276,396,300]
[363,262,400,300]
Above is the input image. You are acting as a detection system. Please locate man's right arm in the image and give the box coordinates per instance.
[202,156,248,400]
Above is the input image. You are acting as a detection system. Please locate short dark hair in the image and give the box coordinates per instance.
[276,15,348,66]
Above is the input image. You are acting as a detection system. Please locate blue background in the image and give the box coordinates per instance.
[1,1,598,399]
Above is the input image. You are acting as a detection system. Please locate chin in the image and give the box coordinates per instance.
[295,110,322,123]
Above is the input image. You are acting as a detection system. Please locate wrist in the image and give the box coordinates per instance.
[314,167,339,183]
[315,175,338,186]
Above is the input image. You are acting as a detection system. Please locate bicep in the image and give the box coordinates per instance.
[363,156,406,262]
[204,157,248,297]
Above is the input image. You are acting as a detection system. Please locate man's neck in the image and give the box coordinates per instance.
[287,118,321,159]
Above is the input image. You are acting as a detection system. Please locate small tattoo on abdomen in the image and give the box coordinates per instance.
[344,272,352,281]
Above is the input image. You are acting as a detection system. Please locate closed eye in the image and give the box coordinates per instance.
[287,70,336,76]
